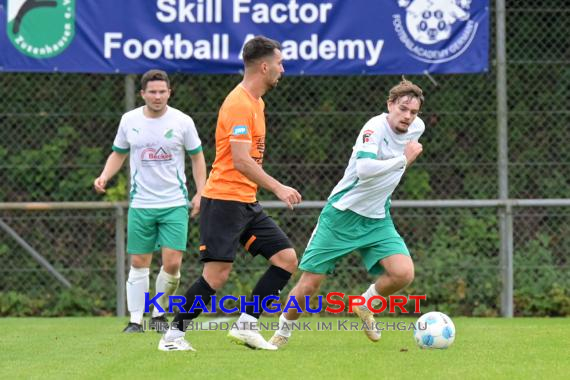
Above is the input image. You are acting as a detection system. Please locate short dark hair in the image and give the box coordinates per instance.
[242,36,281,67]
[388,79,424,108]
[141,69,170,91]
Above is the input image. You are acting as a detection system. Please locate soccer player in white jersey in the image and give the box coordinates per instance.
[94,70,207,333]
[270,79,425,347]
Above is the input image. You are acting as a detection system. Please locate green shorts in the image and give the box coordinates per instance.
[299,202,409,275]
[127,206,189,254]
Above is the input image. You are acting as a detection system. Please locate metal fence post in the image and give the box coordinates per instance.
[115,204,126,317]
[125,74,136,111]
[503,203,514,316]
[496,0,513,317]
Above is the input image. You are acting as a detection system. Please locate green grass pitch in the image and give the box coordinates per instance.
[1,317,568,379]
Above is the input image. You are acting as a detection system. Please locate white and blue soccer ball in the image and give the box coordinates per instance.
[414,311,456,349]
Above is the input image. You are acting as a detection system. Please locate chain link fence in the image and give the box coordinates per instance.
[1,1,569,316]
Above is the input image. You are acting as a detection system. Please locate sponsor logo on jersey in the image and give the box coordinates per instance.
[232,125,248,136]
[141,147,172,165]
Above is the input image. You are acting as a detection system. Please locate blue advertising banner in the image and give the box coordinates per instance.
[0,0,489,75]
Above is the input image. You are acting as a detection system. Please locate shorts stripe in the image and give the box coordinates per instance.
[244,235,257,251]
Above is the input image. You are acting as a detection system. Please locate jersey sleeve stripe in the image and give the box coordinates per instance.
[356,151,377,159]
[112,145,129,154]
[186,146,203,155]
[229,138,252,143]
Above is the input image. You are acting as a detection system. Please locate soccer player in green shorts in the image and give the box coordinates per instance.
[270,79,425,346]
[94,70,207,333]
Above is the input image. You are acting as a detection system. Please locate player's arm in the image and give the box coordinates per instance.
[231,141,301,209]
[356,141,422,180]
[188,150,207,217]
[94,151,128,194]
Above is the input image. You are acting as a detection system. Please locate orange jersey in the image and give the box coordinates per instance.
[202,85,266,203]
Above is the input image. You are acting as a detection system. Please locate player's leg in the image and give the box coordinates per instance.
[243,246,297,320]
[159,261,232,351]
[124,207,158,333]
[226,204,296,349]
[149,248,182,332]
[159,198,246,351]
[269,202,353,347]
[373,254,415,296]
[125,254,152,332]
[283,272,326,320]
[269,271,326,347]
[149,206,187,332]
[354,254,413,342]
[355,221,413,342]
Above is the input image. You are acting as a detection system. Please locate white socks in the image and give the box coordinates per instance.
[126,266,150,324]
[127,265,181,324]
[276,313,295,338]
[152,266,180,318]
[361,283,380,310]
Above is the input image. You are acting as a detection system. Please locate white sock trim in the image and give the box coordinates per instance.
[277,313,294,337]
[129,266,150,277]
[364,283,380,297]
[361,283,380,310]
[127,266,150,324]
[157,266,181,281]
[152,266,181,317]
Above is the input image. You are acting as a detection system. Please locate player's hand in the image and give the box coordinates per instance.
[404,141,423,166]
[275,185,302,210]
[93,175,108,194]
[190,193,201,218]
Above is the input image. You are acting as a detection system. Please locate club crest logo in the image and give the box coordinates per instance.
[7,0,75,59]
[393,0,479,63]
[362,129,374,144]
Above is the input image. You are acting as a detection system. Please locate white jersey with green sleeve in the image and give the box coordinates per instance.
[329,113,425,219]
[112,106,202,208]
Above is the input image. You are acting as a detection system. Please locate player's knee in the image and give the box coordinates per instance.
[296,276,320,296]
[284,252,299,273]
[389,265,415,288]
[207,274,230,290]
[161,250,183,274]
[162,262,181,275]
[130,255,151,269]
[299,282,318,296]
[203,268,231,290]
[271,248,298,273]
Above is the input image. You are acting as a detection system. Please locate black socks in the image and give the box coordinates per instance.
[172,276,216,331]
[246,265,292,319]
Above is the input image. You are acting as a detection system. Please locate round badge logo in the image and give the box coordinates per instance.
[7,0,75,59]
[393,0,479,63]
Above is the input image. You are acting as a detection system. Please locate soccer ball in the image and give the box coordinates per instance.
[414,311,456,349]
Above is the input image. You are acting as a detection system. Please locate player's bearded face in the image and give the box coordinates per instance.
[387,96,421,134]
[141,81,171,113]
[266,50,285,90]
